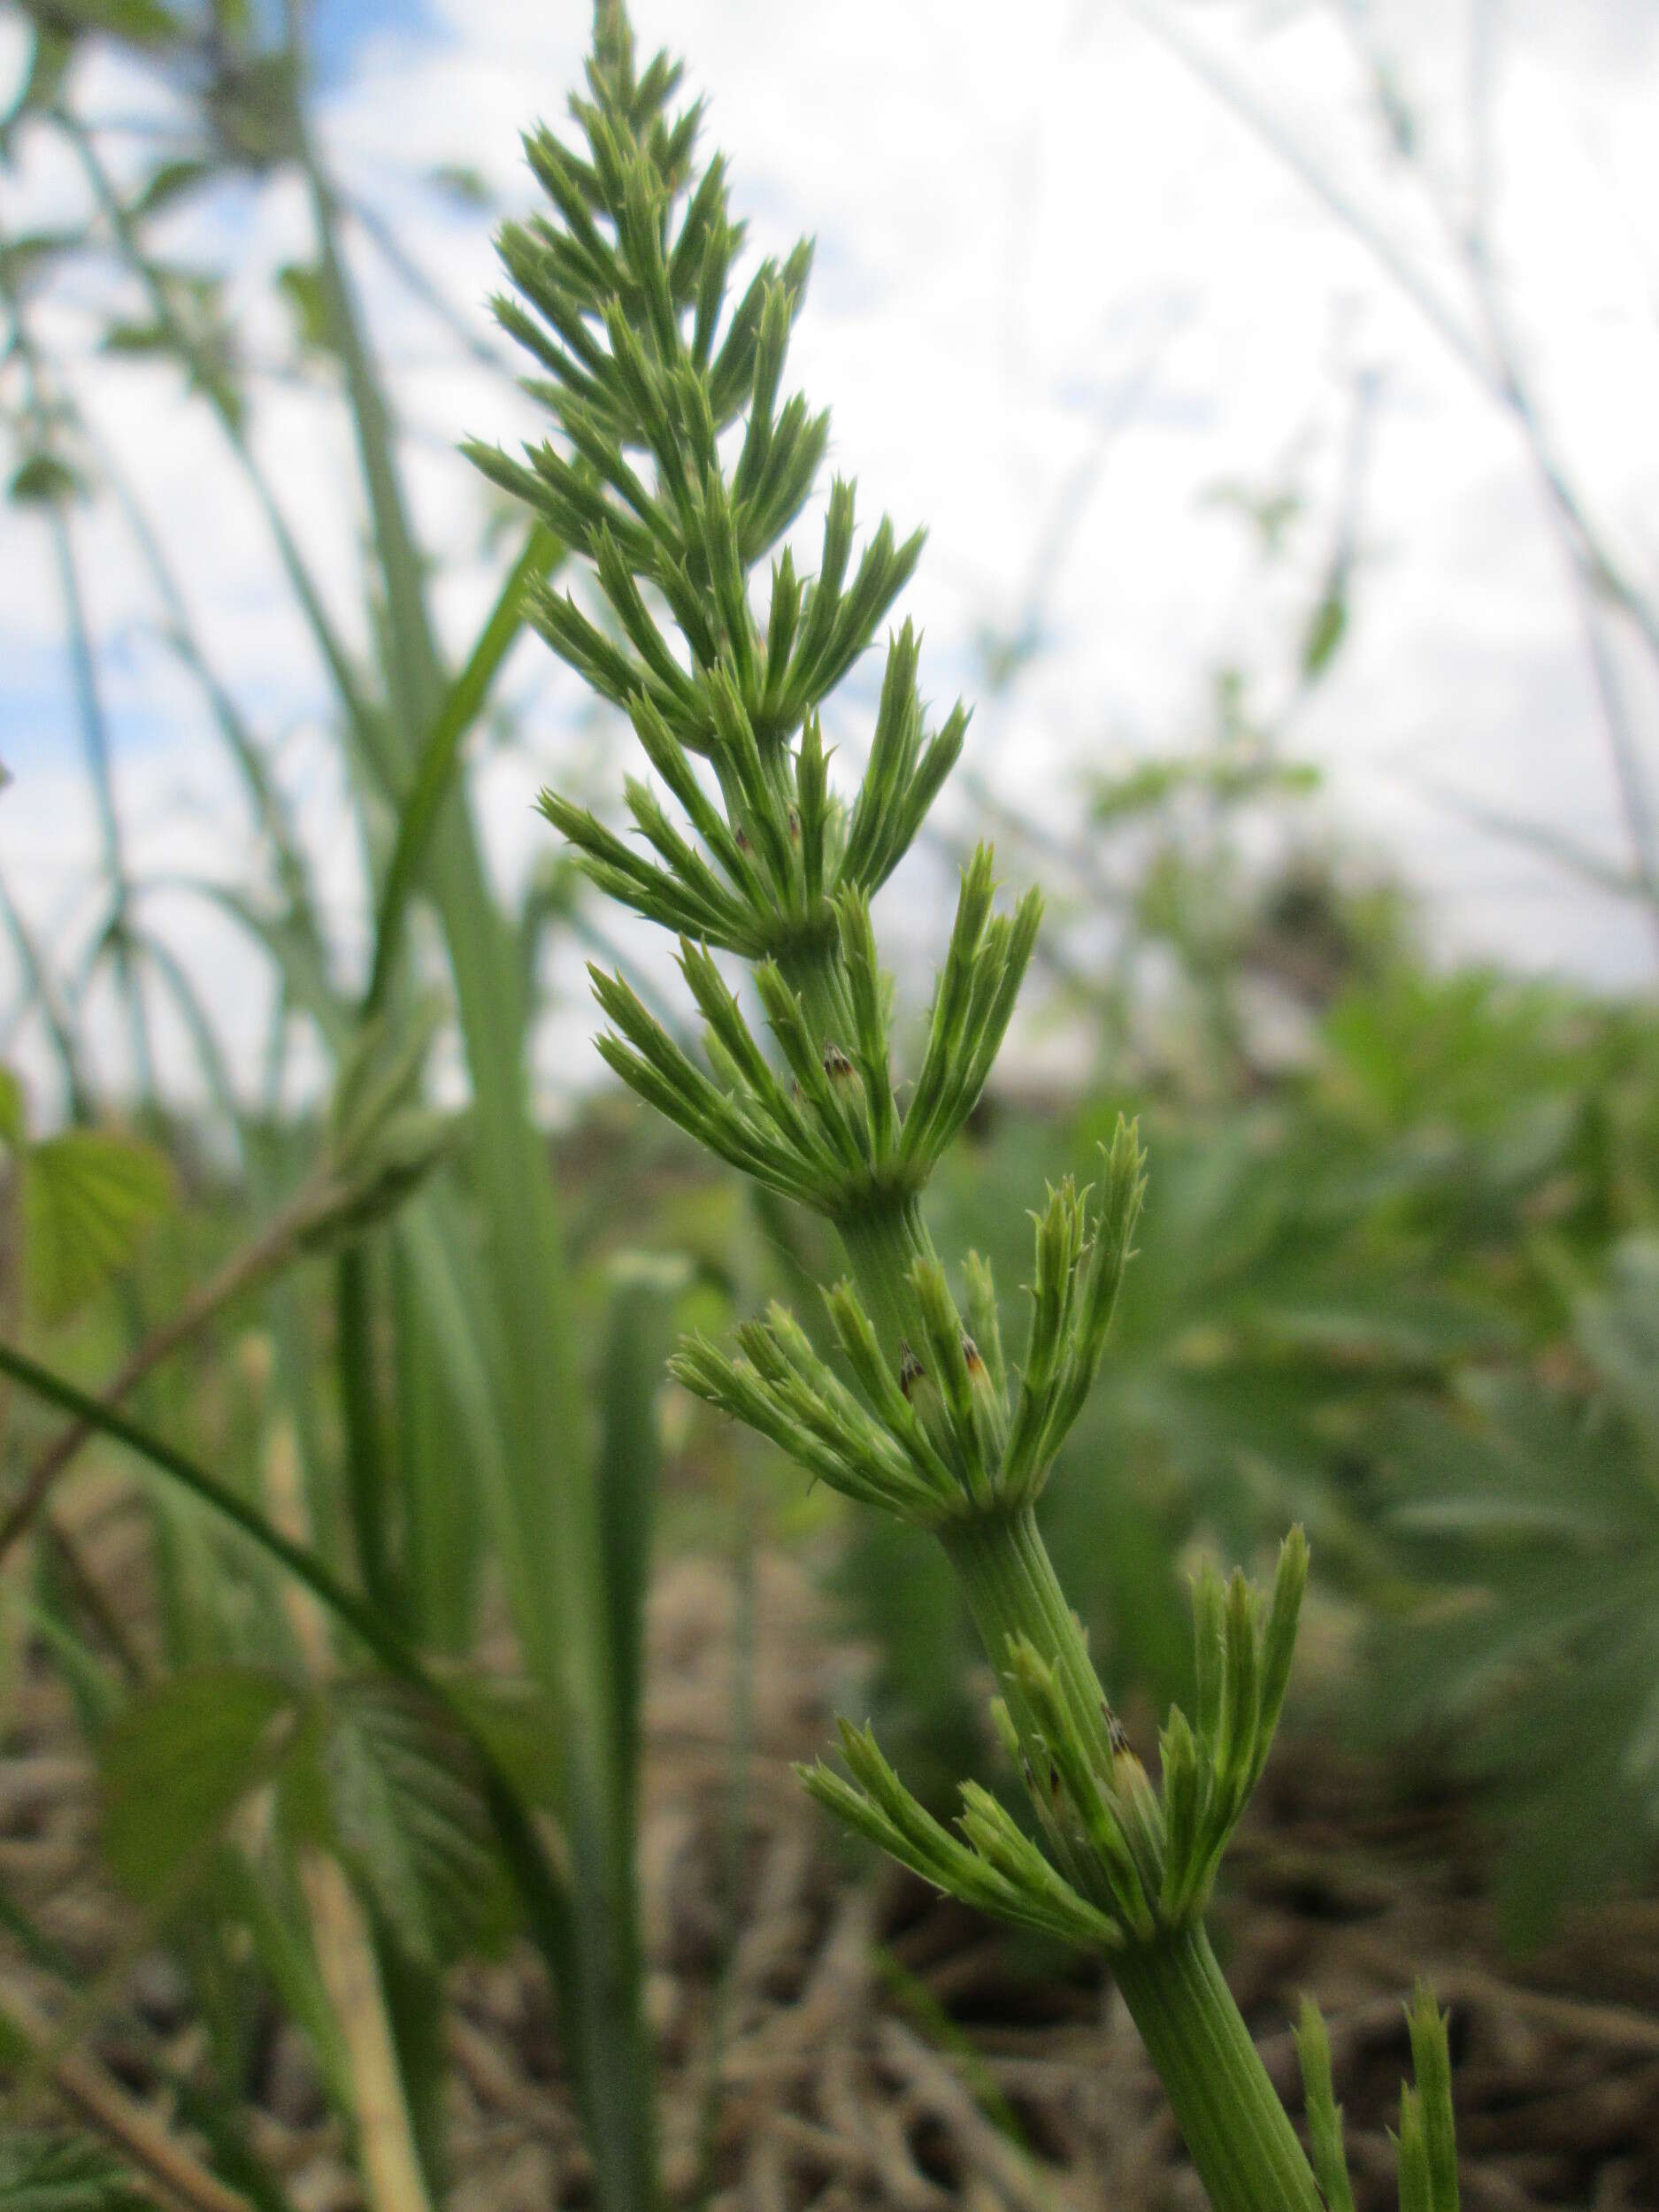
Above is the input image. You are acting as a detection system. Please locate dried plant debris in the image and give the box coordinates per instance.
[2,1548,1654,2212]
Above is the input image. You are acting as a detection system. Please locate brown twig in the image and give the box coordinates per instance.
[0,1984,254,2212]
[0,1185,330,1563]
[1124,0,1659,948]
[265,1416,438,2212]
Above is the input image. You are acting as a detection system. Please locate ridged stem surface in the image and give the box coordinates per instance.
[947,1508,1325,2212]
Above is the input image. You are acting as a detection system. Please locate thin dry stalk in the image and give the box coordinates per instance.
[264,1417,438,2212]
[0,1182,332,1563]
[0,1983,253,2212]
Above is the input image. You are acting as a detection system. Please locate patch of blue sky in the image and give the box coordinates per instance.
[0,683,79,773]
[0,678,188,772]
[0,617,261,769]
[303,0,448,88]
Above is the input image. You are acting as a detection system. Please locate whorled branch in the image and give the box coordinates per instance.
[474,16,1463,2211]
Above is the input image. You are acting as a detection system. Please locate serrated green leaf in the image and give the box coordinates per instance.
[100,1664,300,1902]
[313,1678,499,1970]
[24,1126,173,1324]
[433,1669,561,1810]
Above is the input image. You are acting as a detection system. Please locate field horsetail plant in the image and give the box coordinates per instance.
[472,11,1462,2211]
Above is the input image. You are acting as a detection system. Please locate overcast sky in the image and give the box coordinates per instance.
[4,0,1659,1116]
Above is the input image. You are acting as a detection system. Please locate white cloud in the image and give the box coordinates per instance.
[3,0,1658,1120]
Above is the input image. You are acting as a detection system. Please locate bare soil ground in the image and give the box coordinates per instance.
[4,1548,1656,2212]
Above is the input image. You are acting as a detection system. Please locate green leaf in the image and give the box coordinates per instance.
[309,1678,499,1970]
[427,163,493,208]
[434,1669,561,1811]
[310,1027,450,1246]
[95,0,188,45]
[9,31,73,130]
[0,2132,150,2212]
[0,229,84,295]
[24,1126,173,1324]
[0,1337,581,2009]
[132,157,213,219]
[276,261,332,355]
[1577,1233,1659,1451]
[327,1000,443,1166]
[101,318,176,357]
[203,49,298,167]
[104,273,244,426]
[100,1665,300,1902]
[215,1847,354,2116]
[1300,585,1348,680]
[8,453,86,507]
[0,1067,26,1148]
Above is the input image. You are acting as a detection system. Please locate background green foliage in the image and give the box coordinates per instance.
[832,915,1659,1937]
[1,1,1656,2205]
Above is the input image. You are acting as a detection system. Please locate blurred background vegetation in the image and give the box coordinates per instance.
[1,4,1656,2209]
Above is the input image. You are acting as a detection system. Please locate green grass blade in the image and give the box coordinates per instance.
[0,1338,414,1675]
[0,875,91,1118]
[336,1242,397,1619]
[595,1261,680,1824]
[365,522,564,1017]
[65,120,392,789]
[390,1225,484,1653]
[0,1339,586,2039]
[295,79,657,2205]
